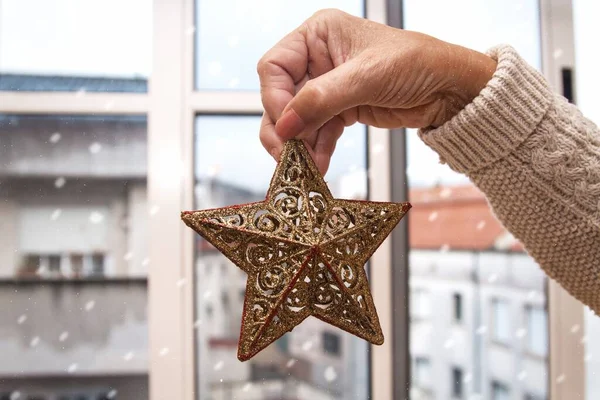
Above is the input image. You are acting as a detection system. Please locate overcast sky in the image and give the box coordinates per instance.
[0,0,554,190]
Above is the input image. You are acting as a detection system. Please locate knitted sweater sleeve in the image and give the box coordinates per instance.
[419,45,600,314]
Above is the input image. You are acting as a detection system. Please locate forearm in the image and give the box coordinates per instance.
[419,45,600,314]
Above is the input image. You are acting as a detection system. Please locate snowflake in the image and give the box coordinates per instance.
[324,366,337,382]
[89,142,102,154]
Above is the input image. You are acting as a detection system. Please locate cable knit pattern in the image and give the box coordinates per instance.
[419,45,600,314]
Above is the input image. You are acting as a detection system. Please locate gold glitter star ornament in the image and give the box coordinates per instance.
[181,140,410,361]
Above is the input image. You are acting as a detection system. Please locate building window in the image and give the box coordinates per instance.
[524,394,546,400]
[453,293,463,323]
[452,367,463,398]
[526,306,548,357]
[492,381,510,400]
[90,253,105,276]
[492,299,511,344]
[411,289,431,320]
[322,331,341,356]
[413,357,431,389]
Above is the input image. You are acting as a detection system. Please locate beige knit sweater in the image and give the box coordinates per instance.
[419,45,600,315]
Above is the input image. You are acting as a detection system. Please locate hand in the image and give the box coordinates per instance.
[258,9,496,174]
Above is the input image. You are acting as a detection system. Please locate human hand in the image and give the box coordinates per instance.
[258,9,496,174]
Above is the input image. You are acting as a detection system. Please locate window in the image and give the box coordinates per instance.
[526,306,548,356]
[0,0,151,92]
[411,289,431,319]
[492,381,510,400]
[194,115,367,399]
[452,367,463,398]
[322,331,342,357]
[413,357,431,389]
[194,0,363,90]
[0,114,149,395]
[492,299,511,344]
[453,293,463,323]
[525,393,546,400]
[404,1,548,397]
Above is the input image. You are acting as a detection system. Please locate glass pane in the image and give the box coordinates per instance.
[403,1,548,400]
[194,0,363,91]
[0,114,148,398]
[194,115,367,399]
[0,0,151,92]
[573,1,600,398]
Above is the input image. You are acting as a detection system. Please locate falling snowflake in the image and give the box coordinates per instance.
[476,220,486,231]
[208,61,222,76]
[59,331,69,342]
[54,177,66,188]
[476,325,487,335]
[159,347,170,356]
[85,300,95,311]
[9,391,21,400]
[124,252,134,261]
[585,353,592,363]
[428,211,438,222]
[214,361,224,371]
[440,244,450,253]
[142,258,150,267]
[123,352,134,361]
[193,319,202,328]
[242,383,252,392]
[203,290,212,300]
[227,35,240,47]
[439,188,452,198]
[49,132,62,144]
[518,370,527,381]
[186,26,196,36]
[570,324,580,334]
[67,363,78,373]
[149,205,160,216]
[301,341,313,351]
[581,335,588,344]
[17,314,27,324]
[228,78,240,88]
[324,366,337,382]
[487,274,498,283]
[30,336,40,347]
[106,389,118,399]
[89,142,102,154]
[463,372,472,383]
[176,278,186,288]
[89,212,104,224]
[527,290,537,300]
[50,209,62,221]
[553,48,564,59]
[373,143,384,154]
[443,338,455,349]
[556,374,566,384]
[104,102,114,111]
[515,328,527,339]
[286,359,296,368]
[75,88,86,97]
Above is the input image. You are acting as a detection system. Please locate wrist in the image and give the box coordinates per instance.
[437,44,497,127]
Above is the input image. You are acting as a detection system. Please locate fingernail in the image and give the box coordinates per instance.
[276,109,305,139]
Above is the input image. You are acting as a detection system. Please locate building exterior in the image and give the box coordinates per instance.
[409,186,548,400]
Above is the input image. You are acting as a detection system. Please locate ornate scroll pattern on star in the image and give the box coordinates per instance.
[181,139,411,361]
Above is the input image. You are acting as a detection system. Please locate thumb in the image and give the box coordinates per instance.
[275,58,369,140]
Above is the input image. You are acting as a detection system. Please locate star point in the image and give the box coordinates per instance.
[182,139,410,361]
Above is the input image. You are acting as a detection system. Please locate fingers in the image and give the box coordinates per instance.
[258,28,308,123]
[259,113,284,162]
[275,58,368,140]
[313,116,344,175]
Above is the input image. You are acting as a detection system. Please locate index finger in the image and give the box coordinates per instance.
[257,27,308,122]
